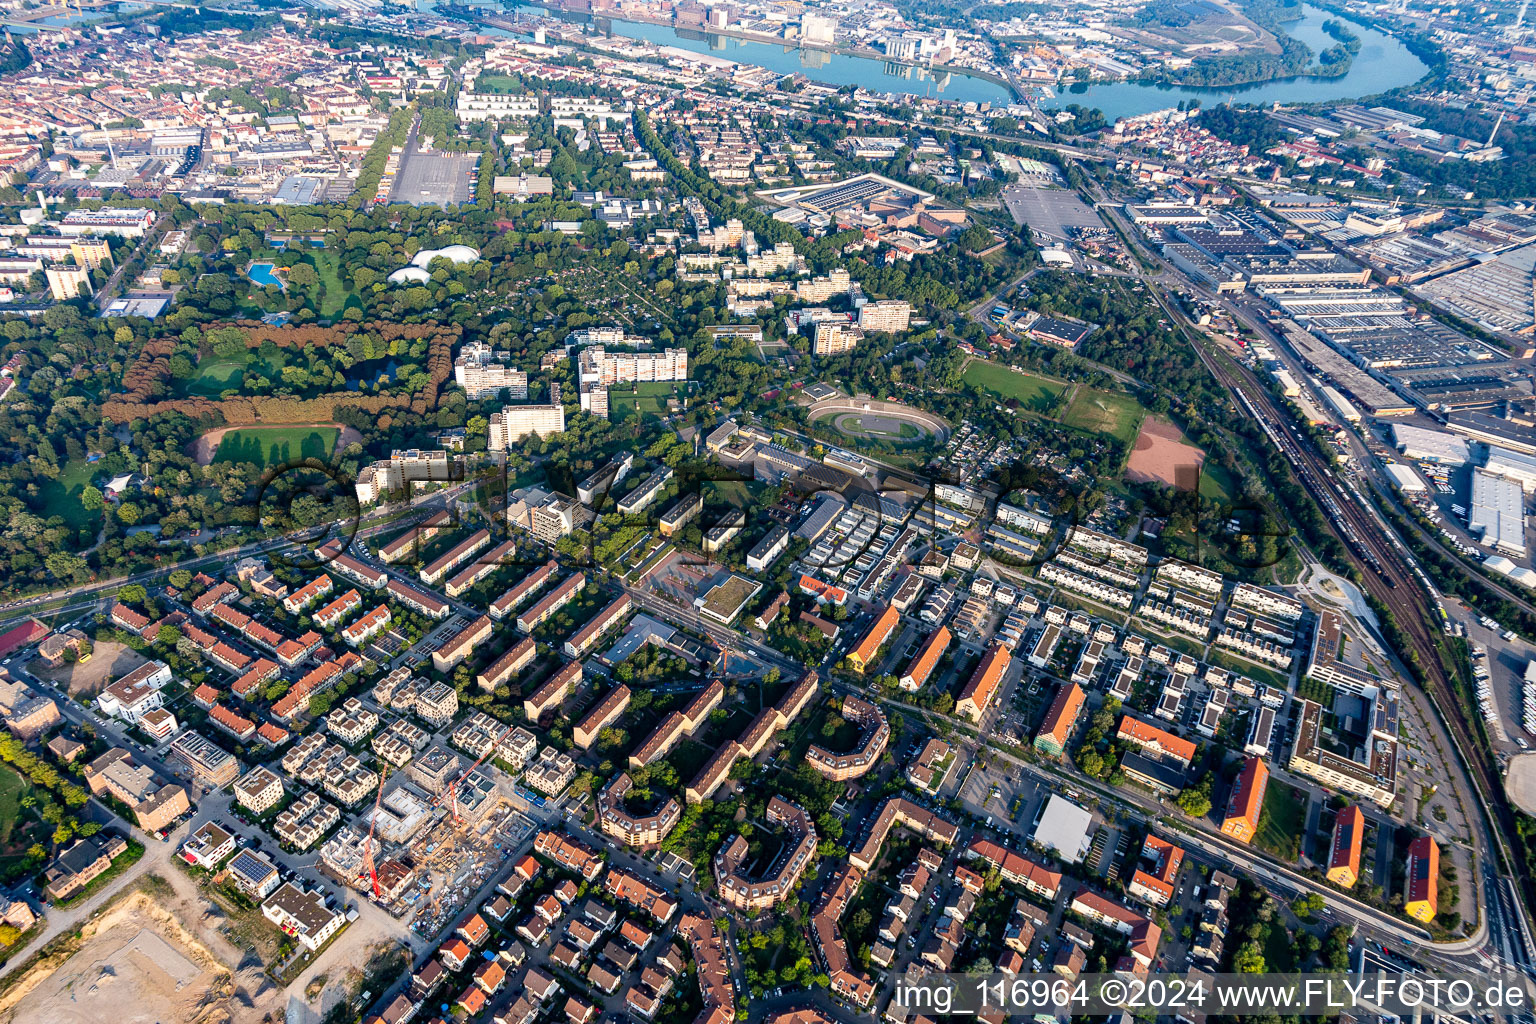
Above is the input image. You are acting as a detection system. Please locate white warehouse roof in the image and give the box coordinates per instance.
[1485,445,1536,493]
[1384,463,1426,492]
[1392,423,1470,466]
[1486,555,1536,589]
[1470,468,1527,556]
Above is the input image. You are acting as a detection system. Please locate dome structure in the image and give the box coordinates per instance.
[409,244,480,268]
[386,266,432,285]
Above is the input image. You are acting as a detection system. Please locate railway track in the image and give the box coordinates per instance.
[1041,190,1530,937]
[1195,337,1536,925]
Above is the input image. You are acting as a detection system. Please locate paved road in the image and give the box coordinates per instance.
[1,807,179,969]
[873,693,1491,957]
[1090,178,1521,953]
[95,213,172,312]
[0,480,481,628]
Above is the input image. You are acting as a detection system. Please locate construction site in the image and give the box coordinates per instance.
[324,720,548,938]
[0,879,275,1024]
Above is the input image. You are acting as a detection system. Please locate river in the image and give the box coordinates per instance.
[1044,4,1428,122]
[454,0,1423,117]
[506,2,1015,105]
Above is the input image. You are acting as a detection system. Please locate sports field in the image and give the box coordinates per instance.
[1199,463,1241,506]
[1126,415,1205,490]
[827,413,922,441]
[960,360,1066,413]
[610,381,682,421]
[212,426,340,468]
[1061,388,1145,443]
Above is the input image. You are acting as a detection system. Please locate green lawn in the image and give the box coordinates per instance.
[853,420,920,440]
[1199,463,1241,507]
[610,382,683,422]
[824,413,928,445]
[33,458,102,533]
[1255,779,1308,862]
[307,252,356,320]
[1262,916,1298,972]
[474,74,528,93]
[1207,650,1291,690]
[1061,388,1146,444]
[663,738,715,787]
[183,355,254,396]
[0,766,25,847]
[213,426,340,468]
[0,766,36,886]
[700,480,754,508]
[960,359,1066,414]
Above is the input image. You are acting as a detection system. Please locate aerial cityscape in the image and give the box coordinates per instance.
[0,0,1530,1021]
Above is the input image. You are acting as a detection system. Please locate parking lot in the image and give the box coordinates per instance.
[391,149,479,208]
[1002,184,1105,244]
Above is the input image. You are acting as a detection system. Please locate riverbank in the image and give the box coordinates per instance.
[514,0,1021,100]
[1044,3,1427,121]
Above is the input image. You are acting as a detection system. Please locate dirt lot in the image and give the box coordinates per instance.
[29,641,148,698]
[1126,415,1206,491]
[0,880,275,1024]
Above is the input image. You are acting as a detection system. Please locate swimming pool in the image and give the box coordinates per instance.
[248,262,284,289]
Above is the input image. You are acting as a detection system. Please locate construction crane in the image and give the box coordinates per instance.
[433,721,519,823]
[712,646,739,677]
[360,765,390,898]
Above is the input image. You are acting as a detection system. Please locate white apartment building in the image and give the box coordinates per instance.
[489,385,566,448]
[617,468,673,515]
[97,661,172,724]
[576,347,688,388]
[744,242,803,276]
[797,268,851,303]
[1139,600,1212,638]
[857,300,912,333]
[1216,629,1294,668]
[46,266,91,301]
[261,883,345,951]
[59,208,155,237]
[455,341,528,400]
[1039,562,1134,609]
[235,766,285,813]
[457,91,541,121]
[813,321,863,357]
[549,96,618,119]
[1154,559,1224,595]
[1230,583,1303,621]
[354,449,461,504]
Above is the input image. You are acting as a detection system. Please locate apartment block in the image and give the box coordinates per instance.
[234,765,285,813]
[167,731,241,788]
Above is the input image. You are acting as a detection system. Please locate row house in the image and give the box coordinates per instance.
[341,605,391,647]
